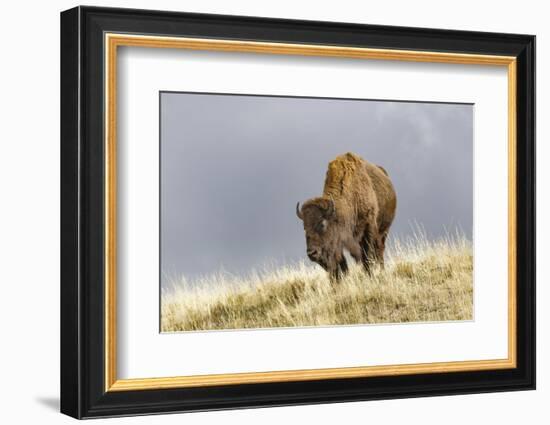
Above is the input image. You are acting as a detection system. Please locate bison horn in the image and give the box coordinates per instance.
[296,202,304,220]
[325,199,335,218]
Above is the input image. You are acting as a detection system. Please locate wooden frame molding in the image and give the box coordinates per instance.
[103,33,518,392]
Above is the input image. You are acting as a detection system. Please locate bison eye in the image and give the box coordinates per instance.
[316,219,328,233]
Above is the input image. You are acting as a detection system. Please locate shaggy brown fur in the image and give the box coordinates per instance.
[296,152,397,280]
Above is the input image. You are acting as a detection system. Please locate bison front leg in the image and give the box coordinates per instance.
[336,256,348,279]
[360,229,378,275]
[347,240,363,264]
[329,253,349,282]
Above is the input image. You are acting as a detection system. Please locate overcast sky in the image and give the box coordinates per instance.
[160,92,473,285]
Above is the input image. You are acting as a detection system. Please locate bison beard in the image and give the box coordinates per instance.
[296,152,397,281]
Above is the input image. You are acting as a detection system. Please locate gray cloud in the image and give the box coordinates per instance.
[161,92,472,285]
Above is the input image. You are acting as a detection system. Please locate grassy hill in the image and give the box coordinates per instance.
[161,233,473,332]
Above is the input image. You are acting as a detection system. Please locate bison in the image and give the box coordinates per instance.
[296,152,396,280]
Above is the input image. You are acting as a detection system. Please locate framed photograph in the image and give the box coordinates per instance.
[60,6,535,419]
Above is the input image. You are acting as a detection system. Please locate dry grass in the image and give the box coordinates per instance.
[161,232,473,332]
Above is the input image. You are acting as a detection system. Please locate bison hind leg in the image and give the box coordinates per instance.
[360,237,374,275]
[376,232,388,270]
[361,230,389,275]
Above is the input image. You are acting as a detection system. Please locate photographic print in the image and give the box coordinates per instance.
[61,8,535,417]
[160,92,474,332]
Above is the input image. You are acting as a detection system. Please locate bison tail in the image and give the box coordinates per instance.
[377,165,389,176]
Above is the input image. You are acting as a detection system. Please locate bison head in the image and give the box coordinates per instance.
[296,197,339,271]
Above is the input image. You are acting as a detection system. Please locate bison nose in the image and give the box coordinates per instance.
[307,249,320,260]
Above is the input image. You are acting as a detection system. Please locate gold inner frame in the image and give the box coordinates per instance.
[104,33,517,392]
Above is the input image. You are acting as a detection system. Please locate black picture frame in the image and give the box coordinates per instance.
[61,5,535,419]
